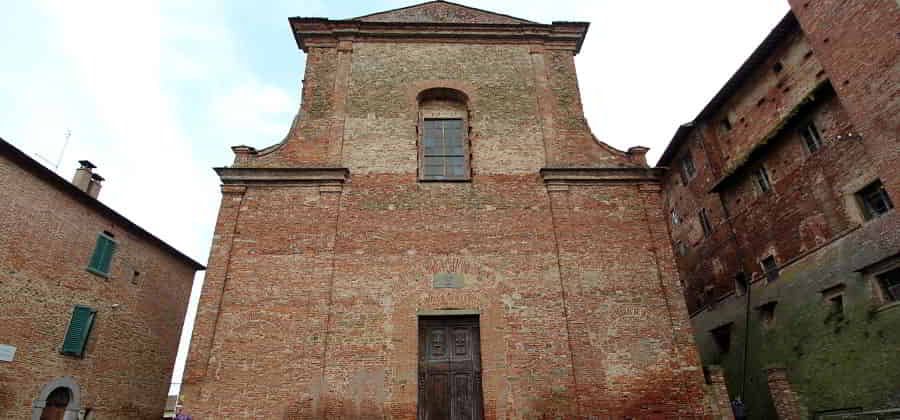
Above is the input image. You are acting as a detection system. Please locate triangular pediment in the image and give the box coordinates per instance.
[354,1,536,25]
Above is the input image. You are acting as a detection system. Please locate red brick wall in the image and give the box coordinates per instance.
[183,14,709,418]
[765,367,805,420]
[660,22,880,312]
[0,155,198,419]
[787,0,900,201]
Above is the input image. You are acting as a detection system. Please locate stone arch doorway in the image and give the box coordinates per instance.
[32,377,82,420]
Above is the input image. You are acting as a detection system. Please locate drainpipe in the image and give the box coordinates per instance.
[716,191,753,403]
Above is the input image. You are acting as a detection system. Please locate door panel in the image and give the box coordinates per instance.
[419,316,483,420]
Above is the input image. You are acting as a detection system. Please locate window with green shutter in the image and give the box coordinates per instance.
[61,305,96,357]
[86,233,116,277]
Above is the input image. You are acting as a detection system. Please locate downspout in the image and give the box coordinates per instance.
[716,191,752,401]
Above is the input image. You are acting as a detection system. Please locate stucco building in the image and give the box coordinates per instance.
[0,139,204,419]
[182,2,713,418]
[658,2,899,418]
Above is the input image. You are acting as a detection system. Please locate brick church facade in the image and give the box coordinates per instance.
[183,2,712,418]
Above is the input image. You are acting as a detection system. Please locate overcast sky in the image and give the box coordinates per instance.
[0,0,788,395]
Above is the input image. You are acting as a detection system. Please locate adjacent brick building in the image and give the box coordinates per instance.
[658,3,899,418]
[0,138,204,419]
[182,2,714,418]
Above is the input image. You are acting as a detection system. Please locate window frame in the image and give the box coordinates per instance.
[755,166,772,194]
[675,241,688,257]
[800,121,823,154]
[679,153,696,184]
[698,208,713,237]
[856,179,894,220]
[875,267,900,304]
[761,255,780,283]
[757,301,777,329]
[418,117,471,182]
[86,232,117,278]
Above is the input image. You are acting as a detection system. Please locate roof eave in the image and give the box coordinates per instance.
[0,138,206,271]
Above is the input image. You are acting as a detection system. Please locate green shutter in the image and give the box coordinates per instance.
[61,305,96,357]
[87,234,116,276]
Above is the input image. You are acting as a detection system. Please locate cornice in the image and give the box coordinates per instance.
[539,167,663,184]
[214,167,350,185]
[289,19,589,53]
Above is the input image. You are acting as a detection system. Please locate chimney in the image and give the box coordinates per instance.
[627,146,650,167]
[87,173,104,199]
[72,160,103,198]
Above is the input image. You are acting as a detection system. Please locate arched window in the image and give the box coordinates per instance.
[417,88,471,181]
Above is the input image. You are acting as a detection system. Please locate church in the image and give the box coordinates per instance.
[182,2,711,418]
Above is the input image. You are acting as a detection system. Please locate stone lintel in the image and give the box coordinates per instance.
[214,167,349,185]
[417,309,480,317]
[540,167,664,184]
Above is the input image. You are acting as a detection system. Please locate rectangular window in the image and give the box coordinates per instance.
[721,118,732,132]
[758,301,777,329]
[761,255,779,283]
[800,122,823,153]
[61,305,97,357]
[876,267,900,303]
[675,241,688,257]
[699,208,713,237]
[420,118,469,181]
[87,233,116,277]
[755,167,772,193]
[679,153,696,184]
[857,179,894,220]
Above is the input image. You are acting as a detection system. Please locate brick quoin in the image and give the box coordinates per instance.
[182,1,711,418]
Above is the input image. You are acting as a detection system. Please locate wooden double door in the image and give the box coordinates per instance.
[418,316,484,420]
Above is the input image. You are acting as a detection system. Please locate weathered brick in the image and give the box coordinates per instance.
[182,2,709,418]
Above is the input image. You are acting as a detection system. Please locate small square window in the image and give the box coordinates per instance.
[710,323,732,353]
[758,301,777,329]
[755,167,772,193]
[761,256,779,283]
[856,180,894,220]
[721,118,733,132]
[821,284,846,321]
[876,267,900,303]
[699,208,713,237]
[675,241,688,257]
[680,153,696,184]
[800,122,823,153]
[829,295,844,316]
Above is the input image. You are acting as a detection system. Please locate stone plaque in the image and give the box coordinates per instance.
[0,344,16,362]
[433,272,464,289]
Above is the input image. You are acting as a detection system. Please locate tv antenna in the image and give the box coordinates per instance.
[35,129,72,170]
